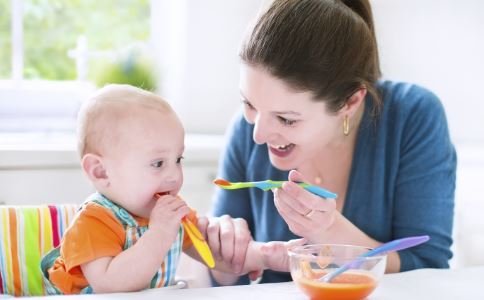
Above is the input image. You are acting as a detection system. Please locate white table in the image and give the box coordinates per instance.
[19,266,483,299]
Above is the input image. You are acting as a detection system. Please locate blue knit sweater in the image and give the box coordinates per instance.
[212,80,456,284]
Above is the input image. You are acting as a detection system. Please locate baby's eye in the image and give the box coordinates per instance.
[151,161,164,168]
[176,156,184,164]
[277,116,297,126]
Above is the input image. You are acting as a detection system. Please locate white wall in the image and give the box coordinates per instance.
[372,0,484,144]
[151,0,265,134]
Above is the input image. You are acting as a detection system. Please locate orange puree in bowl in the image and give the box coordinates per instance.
[295,272,377,300]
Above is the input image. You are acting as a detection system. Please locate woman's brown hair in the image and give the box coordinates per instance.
[240,0,382,115]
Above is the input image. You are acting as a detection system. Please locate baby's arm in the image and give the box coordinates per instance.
[186,238,305,278]
[81,195,191,293]
[241,238,306,275]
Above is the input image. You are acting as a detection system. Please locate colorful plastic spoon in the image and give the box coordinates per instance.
[156,193,215,268]
[320,235,430,283]
[213,179,337,199]
[181,217,215,268]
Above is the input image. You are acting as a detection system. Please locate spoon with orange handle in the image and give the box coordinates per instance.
[181,217,215,268]
[155,193,215,268]
[213,179,337,199]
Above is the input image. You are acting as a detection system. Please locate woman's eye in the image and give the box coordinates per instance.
[151,161,163,168]
[277,116,297,126]
[242,100,255,110]
[176,156,184,164]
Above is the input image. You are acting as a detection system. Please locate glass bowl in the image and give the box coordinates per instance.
[288,244,387,300]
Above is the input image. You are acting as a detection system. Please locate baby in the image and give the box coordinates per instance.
[40,84,297,294]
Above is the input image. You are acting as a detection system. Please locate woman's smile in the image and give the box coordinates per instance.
[268,143,296,157]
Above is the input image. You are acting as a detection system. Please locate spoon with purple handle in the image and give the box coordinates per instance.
[320,235,430,283]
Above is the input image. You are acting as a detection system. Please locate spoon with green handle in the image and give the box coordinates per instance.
[213,178,337,199]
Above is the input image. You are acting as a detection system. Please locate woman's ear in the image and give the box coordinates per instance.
[340,88,367,117]
[81,153,109,188]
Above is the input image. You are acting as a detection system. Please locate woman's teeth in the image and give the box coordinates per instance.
[274,144,294,151]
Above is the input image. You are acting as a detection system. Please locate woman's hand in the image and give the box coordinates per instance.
[197,215,254,275]
[273,170,338,243]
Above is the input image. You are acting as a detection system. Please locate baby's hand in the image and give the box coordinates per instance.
[260,238,306,273]
[149,195,191,242]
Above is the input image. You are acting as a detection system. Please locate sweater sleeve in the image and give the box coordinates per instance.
[393,87,456,270]
[212,112,254,228]
[210,112,255,285]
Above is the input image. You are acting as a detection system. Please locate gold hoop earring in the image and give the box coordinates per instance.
[343,115,350,136]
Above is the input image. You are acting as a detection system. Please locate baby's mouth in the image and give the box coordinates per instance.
[155,191,170,199]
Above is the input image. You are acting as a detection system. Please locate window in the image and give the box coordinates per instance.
[0,0,151,133]
[0,0,12,79]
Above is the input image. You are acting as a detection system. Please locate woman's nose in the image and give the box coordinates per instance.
[252,114,274,145]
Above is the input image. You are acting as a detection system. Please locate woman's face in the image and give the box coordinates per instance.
[239,64,344,171]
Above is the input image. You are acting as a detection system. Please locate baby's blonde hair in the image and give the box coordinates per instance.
[77,84,173,157]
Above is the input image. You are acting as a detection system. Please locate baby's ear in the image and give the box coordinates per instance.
[81,153,109,187]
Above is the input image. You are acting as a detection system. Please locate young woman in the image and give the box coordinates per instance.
[198,0,456,285]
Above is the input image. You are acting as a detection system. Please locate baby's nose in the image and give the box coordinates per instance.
[163,169,183,185]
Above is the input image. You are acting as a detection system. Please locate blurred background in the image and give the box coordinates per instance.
[0,0,483,277]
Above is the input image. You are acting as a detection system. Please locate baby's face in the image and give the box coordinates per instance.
[101,108,185,218]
